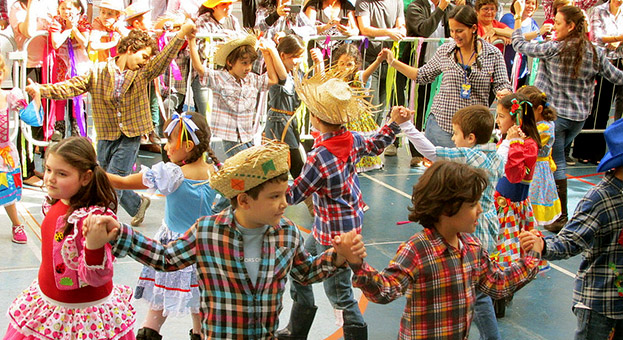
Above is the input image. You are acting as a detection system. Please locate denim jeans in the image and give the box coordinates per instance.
[220,140,254,159]
[191,76,209,116]
[552,117,585,180]
[289,235,366,327]
[574,307,623,340]
[472,291,501,340]
[424,115,456,148]
[97,135,142,217]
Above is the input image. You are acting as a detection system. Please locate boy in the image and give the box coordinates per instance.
[83,141,358,340]
[277,71,408,340]
[335,160,542,340]
[520,118,623,340]
[399,105,505,337]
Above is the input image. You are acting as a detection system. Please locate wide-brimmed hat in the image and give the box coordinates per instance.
[202,0,238,8]
[124,3,151,21]
[209,141,290,199]
[294,67,375,125]
[213,34,258,67]
[97,0,124,12]
[597,118,623,173]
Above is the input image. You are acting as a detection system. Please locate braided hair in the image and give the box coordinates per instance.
[449,5,482,69]
[518,86,557,121]
[557,6,598,79]
[163,112,221,169]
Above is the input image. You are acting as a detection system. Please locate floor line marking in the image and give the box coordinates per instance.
[548,262,575,278]
[359,173,411,199]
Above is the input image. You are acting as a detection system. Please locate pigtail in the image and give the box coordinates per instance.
[207,147,222,170]
[517,85,558,122]
[540,92,557,121]
[500,93,542,149]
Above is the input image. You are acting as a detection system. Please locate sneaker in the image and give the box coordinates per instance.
[131,196,151,226]
[410,157,423,167]
[12,225,27,244]
[384,144,398,157]
[565,156,576,166]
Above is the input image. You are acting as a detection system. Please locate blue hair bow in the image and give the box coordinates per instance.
[164,114,201,146]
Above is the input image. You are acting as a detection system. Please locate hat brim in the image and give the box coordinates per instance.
[597,151,623,173]
[97,3,124,12]
[203,0,238,8]
[213,35,258,67]
[126,9,151,20]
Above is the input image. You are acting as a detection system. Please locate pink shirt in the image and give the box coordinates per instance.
[9,1,55,68]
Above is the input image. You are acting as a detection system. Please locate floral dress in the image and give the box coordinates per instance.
[529,121,561,226]
[0,88,23,207]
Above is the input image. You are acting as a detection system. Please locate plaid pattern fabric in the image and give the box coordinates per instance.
[436,144,505,254]
[542,0,598,21]
[494,192,535,268]
[203,69,270,143]
[112,208,341,339]
[512,29,623,122]
[415,39,510,134]
[352,228,540,340]
[590,2,623,60]
[287,123,400,246]
[39,36,186,141]
[543,171,623,318]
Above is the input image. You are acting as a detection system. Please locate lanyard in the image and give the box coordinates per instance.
[458,48,476,85]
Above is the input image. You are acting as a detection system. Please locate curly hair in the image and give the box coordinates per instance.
[162,112,221,168]
[517,86,557,121]
[117,29,159,56]
[557,6,598,79]
[331,43,363,81]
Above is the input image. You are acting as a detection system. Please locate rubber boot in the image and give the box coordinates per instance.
[189,329,202,340]
[136,327,162,340]
[343,323,368,340]
[275,303,317,340]
[545,179,568,233]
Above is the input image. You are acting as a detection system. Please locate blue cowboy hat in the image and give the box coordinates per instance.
[597,118,623,173]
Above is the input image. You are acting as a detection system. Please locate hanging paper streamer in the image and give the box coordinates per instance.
[67,39,86,137]
[528,58,540,86]
[358,38,369,62]
[321,35,332,59]
[424,38,445,128]
[384,41,400,113]
[511,52,522,92]
[158,34,183,81]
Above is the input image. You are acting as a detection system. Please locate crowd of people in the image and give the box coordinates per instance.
[0,0,623,339]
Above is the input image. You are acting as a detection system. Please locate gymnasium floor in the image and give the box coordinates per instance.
[0,143,596,339]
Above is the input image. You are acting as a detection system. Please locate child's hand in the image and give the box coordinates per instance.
[179,19,196,38]
[389,106,414,125]
[310,48,323,65]
[379,48,394,64]
[25,78,41,104]
[83,214,120,249]
[258,38,276,52]
[506,125,526,140]
[519,230,544,254]
[496,89,512,100]
[333,230,366,264]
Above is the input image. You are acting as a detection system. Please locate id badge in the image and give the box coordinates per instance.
[460,83,472,99]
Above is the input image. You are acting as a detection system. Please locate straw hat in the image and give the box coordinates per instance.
[597,118,623,173]
[124,3,151,21]
[213,34,258,67]
[210,141,290,199]
[202,0,238,8]
[97,0,124,12]
[294,67,375,125]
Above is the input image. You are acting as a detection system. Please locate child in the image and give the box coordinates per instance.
[4,137,135,340]
[49,0,91,137]
[333,160,542,340]
[278,72,407,339]
[398,104,505,339]
[520,118,623,340]
[106,112,219,340]
[188,33,279,158]
[89,0,126,62]
[517,86,561,228]
[0,56,26,244]
[82,140,358,339]
[124,2,151,32]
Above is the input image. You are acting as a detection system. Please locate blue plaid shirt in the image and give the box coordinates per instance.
[287,123,400,245]
[512,29,623,122]
[542,171,623,318]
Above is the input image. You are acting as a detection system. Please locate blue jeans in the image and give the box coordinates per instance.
[472,291,501,340]
[289,235,366,327]
[574,307,623,340]
[191,76,209,116]
[424,115,456,148]
[552,117,585,180]
[97,135,142,217]
[221,140,254,159]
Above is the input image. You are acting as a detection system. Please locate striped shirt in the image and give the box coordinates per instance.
[352,228,540,340]
[112,208,342,339]
[543,171,623,319]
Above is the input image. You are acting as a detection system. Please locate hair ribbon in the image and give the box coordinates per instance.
[164,113,201,147]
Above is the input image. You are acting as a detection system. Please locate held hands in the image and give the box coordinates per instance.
[379,48,395,65]
[506,125,526,139]
[332,230,367,265]
[82,214,121,250]
[518,229,544,254]
[389,106,414,125]
[540,23,553,37]
[25,78,41,106]
[179,19,197,38]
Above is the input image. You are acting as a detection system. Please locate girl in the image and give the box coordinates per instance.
[493,92,541,316]
[4,136,135,340]
[518,86,561,227]
[106,112,220,340]
[49,0,91,137]
[0,55,26,244]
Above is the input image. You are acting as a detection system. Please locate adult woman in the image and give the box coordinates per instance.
[512,5,623,232]
[385,5,511,148]
[303,0,358,37]
[572,0,623,164]
[476,0,513,46]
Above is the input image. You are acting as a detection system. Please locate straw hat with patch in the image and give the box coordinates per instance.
[97,0,124,12]
[210,141,290,199]
[124,3,151,21]
[597,118,623,173]
[202,0,238,8]
[294,67,375,125]
[213,34,258,67]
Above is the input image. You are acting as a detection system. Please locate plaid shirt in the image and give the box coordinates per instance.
[203,69,270,142]
[512,29,623,122]
[352,228,540,340]
[112,208,341,339]
[287,123,399,246]
[590,2,623,60]
[542,171,623,319]
[542,0,598,21]
[39,36,186,141]
[416,39,510,134]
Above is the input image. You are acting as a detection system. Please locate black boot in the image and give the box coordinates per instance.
[275,302,317,340]
[189,329,202,340]
[545,179,568,233]
[343,323,368,340]
[136,327,162,340]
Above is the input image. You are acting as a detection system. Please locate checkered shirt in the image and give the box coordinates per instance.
[352,228,540,340]
[512,29,623,122]
[436,144,505,253]
[287,123,400,246]
[416,39,510,134]
[543,171,623,319]
[203,69,270,142]
[112,208,341,339]
[39,36,186,141]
